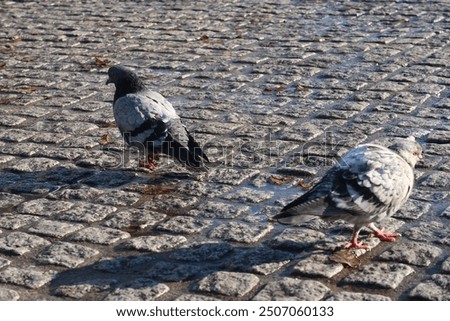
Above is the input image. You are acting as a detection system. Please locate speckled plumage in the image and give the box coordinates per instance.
[272,137,423,249]
[106,65,209,169]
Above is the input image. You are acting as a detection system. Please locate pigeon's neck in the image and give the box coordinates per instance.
[113,76,147,102]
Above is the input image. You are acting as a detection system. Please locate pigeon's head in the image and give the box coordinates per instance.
[389,136,423,168]
[106,65,146,94]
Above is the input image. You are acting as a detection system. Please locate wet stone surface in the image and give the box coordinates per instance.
[0,0,449,301]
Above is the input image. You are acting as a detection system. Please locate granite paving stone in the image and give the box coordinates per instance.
[49,187,105,201]
[0,288,20,301]
[0,193,25,208]
[36,242,99,268]
[122,235,187,253]
[378,241,442,267]
[16,198,74,217]
[209,222,273,244]
[403,221,450,245]
[0,232,51,256]
[157,216,212,235]
[101,209,166,230]
[392,199,432,220]
[96,190,141,207]
[418,171,450,189]
[70,227,131,245]
[5,157,61,173]
[409,274,450,300]
[146,261,202,282]
[195,271,259,297]
[326,291,391,301]
[228,247,293,275]
[140,195,200,213]
[188,201,250,219]
[0,155,15,165]
[175,294,220,301]
[0,257,11,269]
[54,280,115,299]
[93,256,155,274]
[341,263,415,289]
[2,143,43,157]
[208,168,260,185]
[59,202,117,223]
[270,228,328,251]
[28,220,84,238]
[220,187,274,203]
[253,278,330,301]
[0,267,57,289]
[170,242,234,262]
[104,279,170,301]
[292,254,344,278]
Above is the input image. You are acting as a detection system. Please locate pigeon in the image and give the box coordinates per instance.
[271,137,423,249]
[106,65,209,170]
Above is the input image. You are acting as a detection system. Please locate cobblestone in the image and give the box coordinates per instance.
[326,292,391,301]
[70,227,130,245]
[209,222,273,244]
[123,235,187,253]
[0,288,20,301]
[253,278,330,301]
[59,202,117,223]
[0,0,449,302]
[105,280,170,301]
[17,199,74,217]
[195,271,259,297]
[36,242,99,268]
[0,267,56,289]
[28,220,84,238]
[0,232,51,256]
[54,280,114,299]
[292,254,344,278]
[341,263,415,289]
[409,274,450,300]
[378,241,442,267]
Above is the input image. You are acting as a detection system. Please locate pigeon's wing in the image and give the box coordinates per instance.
[273,167,350,224]
[274,144,414,225]
[327,144,414,219]
[113,90,177,147]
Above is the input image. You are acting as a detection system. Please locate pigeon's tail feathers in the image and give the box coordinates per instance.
[187,132,210,164]
[274,196,328,225]
[163,119,209,168]
[165,137,208,168]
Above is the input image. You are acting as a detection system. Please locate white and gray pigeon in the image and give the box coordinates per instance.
[106,65,209,170]
[272,137,423,249]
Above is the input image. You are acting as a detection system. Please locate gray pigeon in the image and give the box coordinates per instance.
[106,65,209,170]
[272,137,423,249]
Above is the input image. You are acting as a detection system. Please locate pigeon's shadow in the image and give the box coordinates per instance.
[0,165,196,196]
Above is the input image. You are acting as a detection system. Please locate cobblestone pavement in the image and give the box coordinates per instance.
[0,0,449,301]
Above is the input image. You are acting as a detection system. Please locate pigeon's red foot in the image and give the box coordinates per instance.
[139,157,158,171]
[344,240,369,249]
[373,230,401,242]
